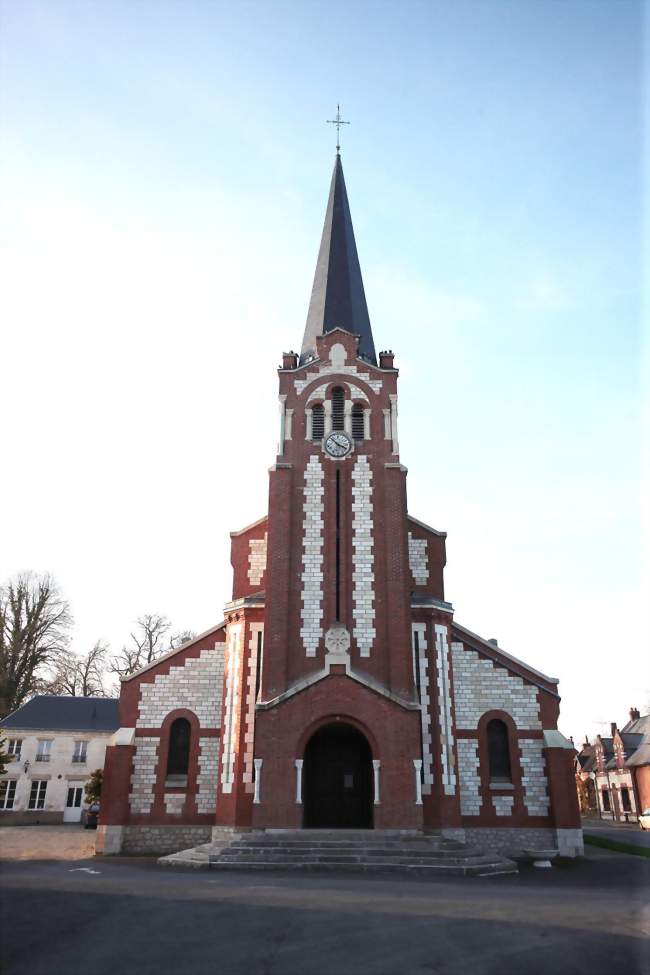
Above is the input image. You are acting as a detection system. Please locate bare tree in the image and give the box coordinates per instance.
[110,614,171,680]
[0,573,72,718]
[169,629,197,650]
[45,640,109,697]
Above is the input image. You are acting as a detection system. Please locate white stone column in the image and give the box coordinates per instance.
[305,408,313,441]
[389,394,399,454]
[363,408,371,440]
[344,399,353,435]
[373,760,381,805]
[253,758,263,804]
[295,759,304,804]
[324,399,333,436]
[278,395,287,455]
[413,759,423,805]
[285,409,293,441]
[382,408,391,440]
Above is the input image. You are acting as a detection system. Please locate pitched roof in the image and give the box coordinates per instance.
[301,155,376,365]
[622,713,650,735]
[1,695,119,732]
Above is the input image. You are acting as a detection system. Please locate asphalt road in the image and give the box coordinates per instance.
[1,846,648,975]
[583,819,650,849]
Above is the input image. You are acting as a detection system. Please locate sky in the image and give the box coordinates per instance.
[0,0,646,743]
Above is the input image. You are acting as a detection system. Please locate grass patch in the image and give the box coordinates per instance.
[584,834,650,858]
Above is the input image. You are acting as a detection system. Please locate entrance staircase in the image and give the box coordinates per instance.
[159,829,518,877]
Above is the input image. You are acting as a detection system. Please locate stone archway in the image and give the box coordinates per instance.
[303,722,373,829]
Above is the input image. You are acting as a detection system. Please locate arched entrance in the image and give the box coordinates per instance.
[303,722,373,829]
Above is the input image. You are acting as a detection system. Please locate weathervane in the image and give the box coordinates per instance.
[327,104,350,154]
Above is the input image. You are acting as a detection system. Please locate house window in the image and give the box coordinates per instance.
[312,404,324,441]
[621,787,631,812]
[36,740,52,763]
[167,718,191,778]
[487,719,512,782]
[28,780,47,810]
[331,386,345,431]
[7,739,22,761]
[352,404,364,441]
[72,741,87,764]
[602,789,611,811]
[0,780,17,810]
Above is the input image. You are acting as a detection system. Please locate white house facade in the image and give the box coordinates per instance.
[0,696,119,825]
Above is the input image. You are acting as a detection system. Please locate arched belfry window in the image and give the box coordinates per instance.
[332,387,345,431]
[487,719,512,782]
[352,404,365,441]
[312,404,324,441]
[167,717,191,779]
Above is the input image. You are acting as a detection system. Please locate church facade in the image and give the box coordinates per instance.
[97,155,582,859]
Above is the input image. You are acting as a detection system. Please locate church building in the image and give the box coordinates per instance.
[97,152,582,860]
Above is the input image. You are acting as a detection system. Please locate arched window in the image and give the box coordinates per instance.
[352,404,365,440]
[332,387,345,431]
[312,404,324,441]
[167,718,191,778]
[487,719,512,782]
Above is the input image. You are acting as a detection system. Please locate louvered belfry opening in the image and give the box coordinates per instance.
[352,404,364,440]
[312,403,325,441]
[332,387,345,431]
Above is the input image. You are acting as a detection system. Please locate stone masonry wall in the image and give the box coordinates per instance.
[300,454,324,657]
[451,643,541,729]
[408,533,429,585]
[351,454,375,657]
[136,645,225,728]
[197,737,220,814]
[129,737,159,815]
[457,738,481,815]
[520,738,550,815]
[121,825,212,855]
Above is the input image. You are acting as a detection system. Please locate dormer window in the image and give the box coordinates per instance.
[332,386,345,431]
[312,404,324,441]
[352,404,364,441]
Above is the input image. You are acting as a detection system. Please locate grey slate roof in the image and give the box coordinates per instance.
[301,155,376,365]
[0,695,119,732]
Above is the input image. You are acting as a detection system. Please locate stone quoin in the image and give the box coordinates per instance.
[96,153,582,859]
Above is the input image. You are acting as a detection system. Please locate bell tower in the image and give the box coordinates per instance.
[241,154,423,830]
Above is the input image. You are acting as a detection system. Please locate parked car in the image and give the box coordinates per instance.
[83,803,100,829]
[639,809,650,831]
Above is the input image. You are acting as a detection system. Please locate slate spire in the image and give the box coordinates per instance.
[301,155,376,365]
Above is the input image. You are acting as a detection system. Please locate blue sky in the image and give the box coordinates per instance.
[0,0,645,740]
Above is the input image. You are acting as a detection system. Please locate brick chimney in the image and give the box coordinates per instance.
[610,722,617,737]
[379,350,395,369]
[629,707,640,722]
[281,351,298,370]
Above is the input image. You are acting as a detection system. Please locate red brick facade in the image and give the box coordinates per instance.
[97,157,581,857]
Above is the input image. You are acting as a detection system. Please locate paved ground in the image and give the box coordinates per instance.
[582,818,650,850]
[1,840,648,975]
[0,825,96,861]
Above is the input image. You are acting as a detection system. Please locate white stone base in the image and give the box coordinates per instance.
[463,826,584,858]
[95,825,124,855]
[555,827,584,857]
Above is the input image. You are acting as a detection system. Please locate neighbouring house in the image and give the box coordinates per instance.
[592,708,650,822]
[574,737,598,814]
[0,696,119,824]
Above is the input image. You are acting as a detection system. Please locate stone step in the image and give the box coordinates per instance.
[218,846,483,861]
[208,858,517,877]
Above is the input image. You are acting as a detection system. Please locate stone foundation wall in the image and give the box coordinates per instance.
[120,825,212,855]
[464,825,583,858]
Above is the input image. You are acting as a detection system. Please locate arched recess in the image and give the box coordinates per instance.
[475,709,527,819]
[157,708,202,793]
[302,721,374,829]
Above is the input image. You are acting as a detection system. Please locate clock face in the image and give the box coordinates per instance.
[324,432,352,458]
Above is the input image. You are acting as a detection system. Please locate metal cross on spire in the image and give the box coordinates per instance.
[327,104,350,154]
